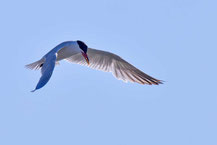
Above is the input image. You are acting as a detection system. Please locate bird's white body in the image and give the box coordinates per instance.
[56,41,81,61]
[43,41,81,61]
[26,40,162,92]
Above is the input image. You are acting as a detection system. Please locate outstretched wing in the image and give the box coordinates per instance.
[65,48,162,85]
[31,54,57,92]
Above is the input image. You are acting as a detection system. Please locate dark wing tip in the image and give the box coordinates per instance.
[147,79,164,85]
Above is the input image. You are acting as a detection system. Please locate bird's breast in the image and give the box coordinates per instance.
[56,46,80,61]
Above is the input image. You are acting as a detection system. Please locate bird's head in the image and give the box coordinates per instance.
[77,40,89,65]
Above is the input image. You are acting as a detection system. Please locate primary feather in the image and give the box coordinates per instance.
[66,48,162,85]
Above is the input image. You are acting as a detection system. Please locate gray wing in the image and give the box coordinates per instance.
[31,54,57,92]
[65,48,162,85]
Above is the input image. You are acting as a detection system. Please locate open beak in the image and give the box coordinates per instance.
[82,52,89,65]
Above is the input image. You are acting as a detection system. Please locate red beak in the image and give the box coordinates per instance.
[82,52,89,65]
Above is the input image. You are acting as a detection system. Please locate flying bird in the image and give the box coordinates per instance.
[26,40,162,92]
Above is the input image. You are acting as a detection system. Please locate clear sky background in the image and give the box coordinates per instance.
[0,0,216,145]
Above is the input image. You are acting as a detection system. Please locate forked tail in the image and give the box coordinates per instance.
[25,58,45,70]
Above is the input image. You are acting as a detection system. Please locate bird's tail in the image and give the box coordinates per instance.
[25,58,45,70]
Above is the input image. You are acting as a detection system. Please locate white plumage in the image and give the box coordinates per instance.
[26,40,162,92]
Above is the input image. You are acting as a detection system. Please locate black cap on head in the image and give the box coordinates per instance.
[77,40,88,54]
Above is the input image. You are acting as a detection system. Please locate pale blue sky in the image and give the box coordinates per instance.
[0,0,216,145]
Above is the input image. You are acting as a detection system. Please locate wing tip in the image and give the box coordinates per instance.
[31,89,36,92]
[145,79,164,85]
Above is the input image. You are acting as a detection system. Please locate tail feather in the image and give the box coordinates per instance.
[25,58,45,70]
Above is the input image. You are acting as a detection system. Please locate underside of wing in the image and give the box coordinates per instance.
[31,54,57,92]
[65,48,162,85]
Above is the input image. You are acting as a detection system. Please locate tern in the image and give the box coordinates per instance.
[26,40,162,92]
